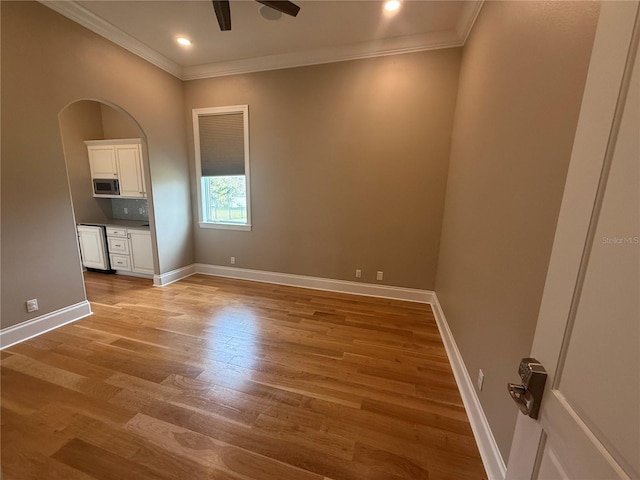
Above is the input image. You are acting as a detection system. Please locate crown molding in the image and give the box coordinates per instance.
[40,0,483,81]
[183,30,463,80]
[40,1,184,79]
[456,0,484,44]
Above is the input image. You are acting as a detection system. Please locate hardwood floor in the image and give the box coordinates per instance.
[1,272,486,480]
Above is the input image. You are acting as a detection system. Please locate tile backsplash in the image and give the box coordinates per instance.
[111,198,149,221]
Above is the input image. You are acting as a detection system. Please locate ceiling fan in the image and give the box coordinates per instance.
[212,0,301,31]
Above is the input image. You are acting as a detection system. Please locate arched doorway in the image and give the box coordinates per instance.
[59,99,156,283]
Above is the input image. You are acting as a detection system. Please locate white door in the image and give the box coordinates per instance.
[506,3,639,479]
[129,230,154,274]
[77,226,108,270]
[116,145,144,197]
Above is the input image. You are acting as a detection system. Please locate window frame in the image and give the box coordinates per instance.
[193,105,251,231]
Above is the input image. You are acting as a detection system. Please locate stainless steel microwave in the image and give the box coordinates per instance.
[93,178,119,195]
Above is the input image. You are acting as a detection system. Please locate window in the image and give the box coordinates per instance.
[193,105,251,230]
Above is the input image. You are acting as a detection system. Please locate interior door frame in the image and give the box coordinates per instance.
[505,2,640,478]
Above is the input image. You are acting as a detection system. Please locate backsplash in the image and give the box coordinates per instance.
[111,198,149,221]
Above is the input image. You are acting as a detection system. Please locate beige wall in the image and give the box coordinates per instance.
[185,49,461,289]
[101,104,142,139]
[1,1,193,329]
[59,101,113,224]
[435,1,599,459]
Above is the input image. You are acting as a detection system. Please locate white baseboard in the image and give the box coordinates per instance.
[430,293,506,480]
[153,264,197,286]
[194,263,433,304]
[0,301,92,350]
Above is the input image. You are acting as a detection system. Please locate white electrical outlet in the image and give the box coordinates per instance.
[376,271,384,281]
[477,369,485,391]
[124,207,128,214]
[26,299,39,313]
[230,256,236,265]
[355,269,362,278]
[139,207,144,214]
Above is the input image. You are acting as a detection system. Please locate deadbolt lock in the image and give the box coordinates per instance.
[507,357,547,419]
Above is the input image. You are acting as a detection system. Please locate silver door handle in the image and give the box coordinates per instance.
[508,383,530,416]
[508,383,526,397]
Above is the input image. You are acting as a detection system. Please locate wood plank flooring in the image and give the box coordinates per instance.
[1,272,487,480]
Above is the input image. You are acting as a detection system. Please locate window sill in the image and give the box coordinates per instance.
[199,221,251,231]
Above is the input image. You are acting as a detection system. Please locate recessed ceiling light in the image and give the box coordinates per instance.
[176,37,192,46]
[384,0,400,12]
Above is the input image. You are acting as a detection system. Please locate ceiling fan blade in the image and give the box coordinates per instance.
[256,0,300,17]
[212,0,232,31]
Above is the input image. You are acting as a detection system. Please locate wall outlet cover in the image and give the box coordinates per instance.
[26,299,39,313]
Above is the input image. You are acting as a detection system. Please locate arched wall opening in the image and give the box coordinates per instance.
[58,98,157,277]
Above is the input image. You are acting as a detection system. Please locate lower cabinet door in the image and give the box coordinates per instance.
[129,230,154,274]
[78,226,108,270]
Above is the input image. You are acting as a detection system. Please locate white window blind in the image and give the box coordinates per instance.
[198,113,245,177]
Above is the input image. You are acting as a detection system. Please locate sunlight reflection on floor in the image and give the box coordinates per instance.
[203,306,260,387]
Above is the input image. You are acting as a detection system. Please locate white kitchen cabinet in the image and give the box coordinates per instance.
[87,146,117,178]
[85,139,146,198]
[106,227,153,276]
[107,235,129,255]
[110,254,131,271]
[115,145,145,198]
[106,228,131,272]
[77,225,109,270]
[106,227,127,237]
[128,230,154,274]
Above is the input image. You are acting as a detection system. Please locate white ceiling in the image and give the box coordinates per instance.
[43,0,482,80]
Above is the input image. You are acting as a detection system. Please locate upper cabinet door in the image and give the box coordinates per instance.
[88,146,117,178]
[116,145,145,198]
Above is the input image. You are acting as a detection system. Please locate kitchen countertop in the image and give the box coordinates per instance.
[77,219,150,231]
